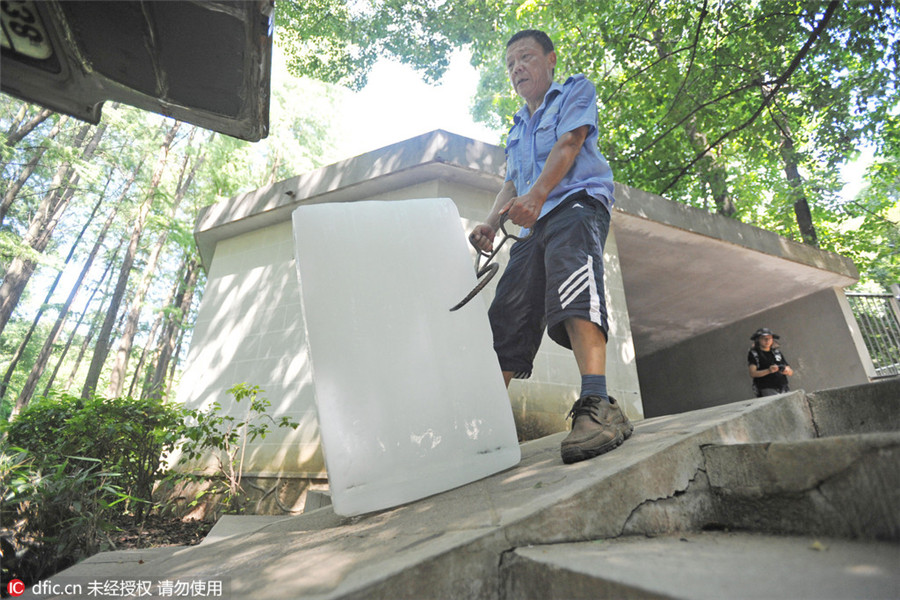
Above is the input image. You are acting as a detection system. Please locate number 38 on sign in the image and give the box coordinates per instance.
[1,0,53,60]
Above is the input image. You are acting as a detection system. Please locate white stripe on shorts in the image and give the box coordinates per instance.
[558,256,603,325]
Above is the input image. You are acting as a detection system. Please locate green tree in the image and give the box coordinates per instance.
[274,0,497,90]
[307,0,896,287]
[1,45,349,411]
[833,118,900,284]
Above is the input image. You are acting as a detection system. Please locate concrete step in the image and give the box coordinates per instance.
[200,514,297,546]
[31,383,900,600]
[198,492,333,546]
[501,532,900,600]
[701,432,900,540]
[806,378,900,436]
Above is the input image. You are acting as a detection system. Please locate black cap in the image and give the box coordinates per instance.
[751,327,780,341]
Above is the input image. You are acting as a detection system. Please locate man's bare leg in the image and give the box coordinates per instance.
[565,317,606,377]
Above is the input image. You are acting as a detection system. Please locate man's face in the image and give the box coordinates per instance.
[758,335,774,350]
[506,37,556,107]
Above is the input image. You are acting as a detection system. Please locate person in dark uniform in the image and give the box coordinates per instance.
[748,327,794,397]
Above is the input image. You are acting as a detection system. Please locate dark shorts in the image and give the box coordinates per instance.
[488,191,610,379]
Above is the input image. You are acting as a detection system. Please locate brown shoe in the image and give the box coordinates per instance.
[560,395,633,464]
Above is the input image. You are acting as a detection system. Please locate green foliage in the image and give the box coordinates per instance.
[0,448,128,587]
[0,319,48,419]
[530,0,897,286]
[178,383,299,515]
[1,73,346,403]
[2,392,185,517]
[296,0,898,287]
[274,0,501,90]
[276,0,376,90]
[0,385,297,584]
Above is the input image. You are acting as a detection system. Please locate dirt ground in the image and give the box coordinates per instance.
[108,514,213,550]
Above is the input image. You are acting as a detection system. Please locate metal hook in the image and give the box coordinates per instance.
[450,215,531,312]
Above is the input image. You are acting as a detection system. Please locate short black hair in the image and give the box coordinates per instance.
[506,29,554,54]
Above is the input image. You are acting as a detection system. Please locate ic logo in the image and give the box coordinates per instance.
[7,578,25,597]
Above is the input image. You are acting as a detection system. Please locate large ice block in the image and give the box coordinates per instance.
[292,198,520,516]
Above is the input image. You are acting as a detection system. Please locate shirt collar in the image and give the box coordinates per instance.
[513,80,564,125]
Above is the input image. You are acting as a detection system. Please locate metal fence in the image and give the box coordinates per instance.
[846,293,900,378]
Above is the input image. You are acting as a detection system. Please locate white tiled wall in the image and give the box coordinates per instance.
[174,220,325,477]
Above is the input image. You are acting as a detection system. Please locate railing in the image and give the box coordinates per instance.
[846,293,900,378]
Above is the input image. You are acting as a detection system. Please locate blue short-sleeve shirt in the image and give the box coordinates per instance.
[505,75,614,222]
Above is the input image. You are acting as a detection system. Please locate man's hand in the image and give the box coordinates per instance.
[502,189,544,229]
[500,125,590,229]
[469,223,497,253]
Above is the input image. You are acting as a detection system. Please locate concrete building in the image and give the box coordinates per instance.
[174,129,869,488]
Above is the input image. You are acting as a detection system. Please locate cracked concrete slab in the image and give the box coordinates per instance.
[502,532,900,600]
[27,388,898,600]
[806,378,900,436]
[702,433,900,540]
[703,432,900,494]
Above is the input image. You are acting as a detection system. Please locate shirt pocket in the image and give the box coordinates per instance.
[505,129,522,182]
[534,110,559,162]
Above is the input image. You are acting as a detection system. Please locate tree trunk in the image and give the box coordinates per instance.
[64,246,122,392]
[0,182,107,401]
[0,115,69,226]
[650,25,737,217]
[145,256,200,399]
[127,293,172,399]
[684,118,737,216]
[166,319,190,395]
[777,126,818,246]
[11,185,122,415]
[3,107,53,147]
[42,256,116,398]
[132,255,190,398]
[0,122,105,337]
[81,122,181,398]
[3,104,28,140]
[107,129,201,397]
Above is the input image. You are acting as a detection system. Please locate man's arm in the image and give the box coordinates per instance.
[749,363,793,377]
[749,364,779,378]
[504,124,590,228]
[470,180,517,253]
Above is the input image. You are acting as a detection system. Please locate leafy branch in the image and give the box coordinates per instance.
[177,383,299,515]
[660,0,840,194]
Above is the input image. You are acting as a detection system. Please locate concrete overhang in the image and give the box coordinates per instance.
[1,0,272,141]
[612,185,858,357]
[194,130,506,266]
[195,129,858,356]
